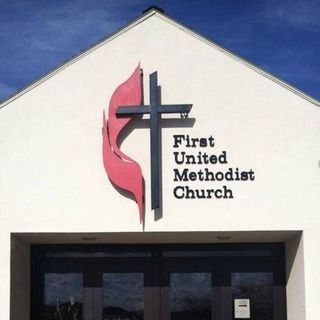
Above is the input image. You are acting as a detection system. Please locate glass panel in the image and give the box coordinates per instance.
[232,273,273,320]
[43,273,83,320]
[103,273,144,320]
[170,273,212,320]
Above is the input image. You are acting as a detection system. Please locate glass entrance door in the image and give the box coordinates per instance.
[169,273,212,320]
[32,244,287,320]
[102,273,144,320]
[232,272,274,320]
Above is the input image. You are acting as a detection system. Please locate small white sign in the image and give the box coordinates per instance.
[234,299,250,319]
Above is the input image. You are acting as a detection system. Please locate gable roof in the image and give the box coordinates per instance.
[1,7,319,109]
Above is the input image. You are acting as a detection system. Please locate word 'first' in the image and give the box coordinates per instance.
[173,135,215,148]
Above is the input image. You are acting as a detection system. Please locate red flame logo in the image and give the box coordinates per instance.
[102,65,144,222]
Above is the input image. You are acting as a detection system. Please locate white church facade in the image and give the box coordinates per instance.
[1,7,319,320]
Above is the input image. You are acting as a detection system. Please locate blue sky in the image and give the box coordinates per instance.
[0,0,319,102]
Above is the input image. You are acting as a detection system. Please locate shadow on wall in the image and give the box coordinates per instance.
[285,232,306,320]
[10,234,30,320]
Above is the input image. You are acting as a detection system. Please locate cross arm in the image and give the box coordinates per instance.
[116,106,150,115]
[158,104,192,114]
[116,104,193,116]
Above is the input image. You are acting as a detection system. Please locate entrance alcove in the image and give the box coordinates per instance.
[10,231,304,320]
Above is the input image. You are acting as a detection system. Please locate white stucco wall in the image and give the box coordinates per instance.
[0,11,319,319]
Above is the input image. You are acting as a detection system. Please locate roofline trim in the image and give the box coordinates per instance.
[1,9,319,109]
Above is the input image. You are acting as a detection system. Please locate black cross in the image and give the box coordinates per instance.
[116,71,192,210]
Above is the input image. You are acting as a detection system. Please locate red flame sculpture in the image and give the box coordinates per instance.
[102,65,144,222]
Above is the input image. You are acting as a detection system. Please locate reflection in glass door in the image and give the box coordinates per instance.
[43,273,83,320]
[170,273,212,320]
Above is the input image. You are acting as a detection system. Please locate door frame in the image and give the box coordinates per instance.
[31,243,287,320]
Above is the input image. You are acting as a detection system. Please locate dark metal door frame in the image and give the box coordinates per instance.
[31,243,287,320]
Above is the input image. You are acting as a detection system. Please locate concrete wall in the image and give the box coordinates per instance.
[1,11,319,319]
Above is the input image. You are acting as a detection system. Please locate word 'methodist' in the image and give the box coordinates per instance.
[172,134,255,200]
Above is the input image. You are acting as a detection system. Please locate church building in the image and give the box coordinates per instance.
[1,7,319,320]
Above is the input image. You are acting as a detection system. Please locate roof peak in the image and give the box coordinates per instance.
[142,6,165,15]
[0,5,318,108]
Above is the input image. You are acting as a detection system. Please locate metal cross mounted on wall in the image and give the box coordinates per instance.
[116,71,193,210]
